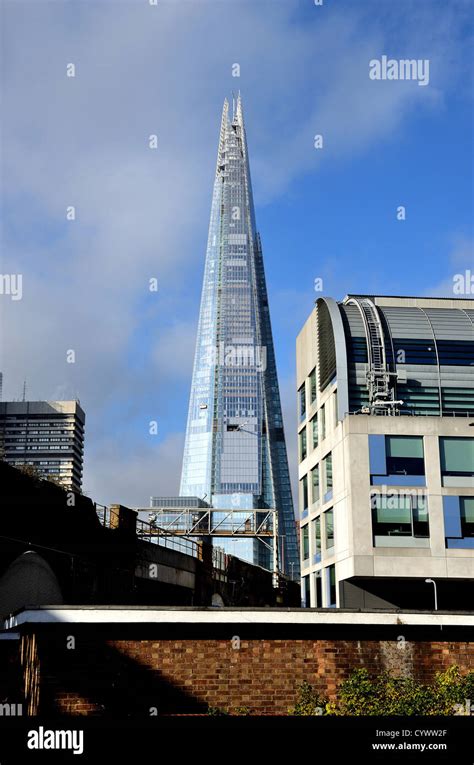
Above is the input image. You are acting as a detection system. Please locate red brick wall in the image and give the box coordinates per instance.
[31,635,474,716]
[0,641,23,706]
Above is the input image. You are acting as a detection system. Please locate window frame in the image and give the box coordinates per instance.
[299,426,307,462]
[309,368,317,406]
[298,384,306,422]
[371,492,429,540]
[324,508,334,552]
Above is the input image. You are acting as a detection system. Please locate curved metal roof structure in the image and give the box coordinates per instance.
[317,295,474,417]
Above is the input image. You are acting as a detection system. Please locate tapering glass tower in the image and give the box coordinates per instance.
[180,95,299,577]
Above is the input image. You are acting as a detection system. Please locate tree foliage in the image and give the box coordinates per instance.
[290,666,474,716]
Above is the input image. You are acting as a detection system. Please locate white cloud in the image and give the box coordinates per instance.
[0,0,470,505]
[151,320,196,381]
[425,235,474,298]
[83,431,185,508]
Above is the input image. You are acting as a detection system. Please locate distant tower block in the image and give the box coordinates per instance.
[0,400,85,491]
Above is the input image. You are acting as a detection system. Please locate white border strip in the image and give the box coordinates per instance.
[3,609,474,629]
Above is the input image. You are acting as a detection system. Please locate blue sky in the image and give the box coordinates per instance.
[1,0,473,506]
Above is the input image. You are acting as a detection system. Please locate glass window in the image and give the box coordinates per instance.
[324,453,333,492]
[302,525,309,560]
[320,404,326,441]
[376,496,411,526]
[301,475,308,512]
[298,384,306,421]
[325,508,334,550]
[303,575,311,608]
[328,565,336,607]
[385,436,424,475]
[309,368,317,405]
[412,496,429,536]
[461,497,474,537]
[299,427,307,462]
[443,496,462,539]
[440,438,474,476]
[313,516,321,559]
[310,414,318,449]
[311,464,320,504]
[314,571,322,607]
[444,496,474,548]
[386,436,424,459]
[371,493,429,538]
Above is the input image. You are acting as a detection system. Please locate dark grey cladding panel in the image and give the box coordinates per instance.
[396,366,439,380]
[317,299,337,390]
[464,309,474,324]
[440,367,474,385]
[340,303,366,336]
[380,305,473,405]
[424,307,474,341]
[317,298,349,419]
[339,304,368,366]
[379,307,434,339]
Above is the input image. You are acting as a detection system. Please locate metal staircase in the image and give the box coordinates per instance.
[359,298,385,371]
[347,298,401,414]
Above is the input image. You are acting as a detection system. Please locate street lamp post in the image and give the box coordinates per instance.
[425,578,442,630]
[425,578,438,611]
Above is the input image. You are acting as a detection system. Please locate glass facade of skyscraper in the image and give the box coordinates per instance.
[180,96,299,577]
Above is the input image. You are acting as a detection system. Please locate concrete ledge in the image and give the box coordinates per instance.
[3,606,474,629]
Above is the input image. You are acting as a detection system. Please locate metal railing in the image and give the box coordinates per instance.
[139,507,276,537]
[94,503,201,559]
[95,503,111,526]
[347,409,473,418]
[94,503,281,585]
[136,518,201,559]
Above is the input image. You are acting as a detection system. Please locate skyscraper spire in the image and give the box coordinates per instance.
[180,96,299,577]
[216,98,229,177]
[235,89,243,123]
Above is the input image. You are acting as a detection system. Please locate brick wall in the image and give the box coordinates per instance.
[0,641,23,708]
[19,625,474,716]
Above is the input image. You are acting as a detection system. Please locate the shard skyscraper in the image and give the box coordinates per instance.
[180,95,299,578]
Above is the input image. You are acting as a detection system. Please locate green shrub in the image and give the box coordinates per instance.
[289,681,328,715]
[335,669,437,716]
[289,666,474,716]
[207,705,229,716]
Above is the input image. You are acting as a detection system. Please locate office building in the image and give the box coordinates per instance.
[297,295,474,608]
[180,95,299,576]
[0,400,85,491]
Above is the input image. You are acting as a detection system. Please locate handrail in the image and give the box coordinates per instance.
[346,409,473,417]
[94,504,201,559]
[135,518,201,559]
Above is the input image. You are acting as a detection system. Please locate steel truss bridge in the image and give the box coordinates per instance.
[134,506,280,586]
